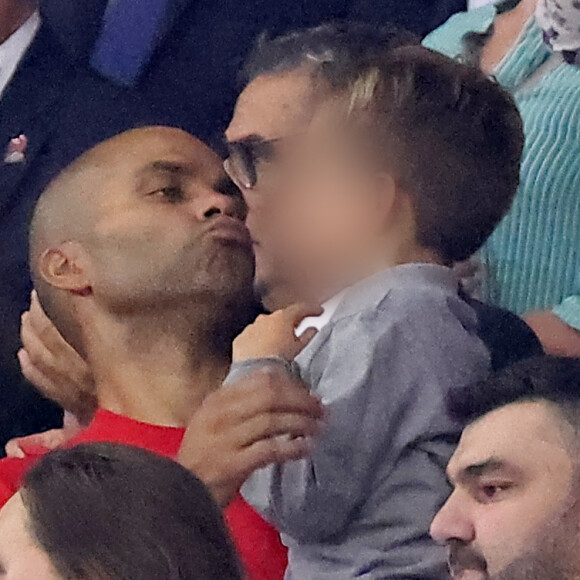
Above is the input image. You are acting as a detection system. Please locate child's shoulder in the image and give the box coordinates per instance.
[336,283,472,329]
[301,287,476,368]
[300,265,477,361]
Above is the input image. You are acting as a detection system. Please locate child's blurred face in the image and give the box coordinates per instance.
[226,71,390,310]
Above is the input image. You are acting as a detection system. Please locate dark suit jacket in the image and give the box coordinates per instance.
[0,24,151,446]
[463,295,544,372]
[347,0,466,37]
[40,0,467,148]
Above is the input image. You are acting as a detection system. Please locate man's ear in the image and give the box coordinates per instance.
[37,242,92,296]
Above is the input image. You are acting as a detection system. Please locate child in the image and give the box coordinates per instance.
[224,43,524,579]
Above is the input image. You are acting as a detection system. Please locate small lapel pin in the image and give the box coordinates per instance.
[4,134,28,164]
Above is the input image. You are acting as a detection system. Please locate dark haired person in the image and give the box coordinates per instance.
[424,0,580,357]
[432,355,580,580]
[222,21,540,372]
[0,442,242,580]
[217,24,526,575]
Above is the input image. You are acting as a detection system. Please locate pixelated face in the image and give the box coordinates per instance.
[82,128,255,313]
[431,400,580,580]
[226,71,392,311]
[0,494,62,580]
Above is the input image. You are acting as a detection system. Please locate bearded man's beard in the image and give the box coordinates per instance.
[449,505,580,580]
[493,497,580,580]
[491,548,579,580]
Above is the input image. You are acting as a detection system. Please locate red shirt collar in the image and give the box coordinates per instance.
[69,409,185,458]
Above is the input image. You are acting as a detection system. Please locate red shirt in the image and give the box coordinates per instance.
[0,410,287,580]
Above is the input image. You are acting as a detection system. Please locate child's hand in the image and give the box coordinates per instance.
[233,303,323,363]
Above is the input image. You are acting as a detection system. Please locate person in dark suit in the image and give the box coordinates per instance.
[0,4,152,447]
[40,0,467,149]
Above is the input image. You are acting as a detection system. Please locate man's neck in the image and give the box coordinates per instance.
[84,305,233,428]
[0,1,37,44]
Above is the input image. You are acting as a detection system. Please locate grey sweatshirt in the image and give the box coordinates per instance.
[226,264,491,580]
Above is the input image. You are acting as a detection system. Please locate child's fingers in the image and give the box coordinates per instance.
[284,303,323,327]
[297,326,318,349]
[4,438,25,459]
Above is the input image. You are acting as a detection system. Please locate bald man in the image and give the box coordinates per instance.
[0,127,324,580]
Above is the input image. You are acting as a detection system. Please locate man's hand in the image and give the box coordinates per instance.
[177,365,324,507]
[5,429,68,459]
[18,291,97,424]
[524,310,580,357]
[5,412,83,458]
[233,303,322,363]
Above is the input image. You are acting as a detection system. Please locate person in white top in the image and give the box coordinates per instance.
[0,1,39,99]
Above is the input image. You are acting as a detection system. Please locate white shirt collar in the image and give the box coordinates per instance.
[0,11,41,100]
[295,292,347,337]
[295,264,458,336]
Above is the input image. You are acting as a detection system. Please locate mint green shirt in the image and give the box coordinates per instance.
[424,5,580,330]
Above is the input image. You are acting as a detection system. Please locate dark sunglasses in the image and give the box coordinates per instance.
[224,134,301,190]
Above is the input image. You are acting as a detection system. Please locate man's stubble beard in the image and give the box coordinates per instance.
[253,276,302,313]
[491,498,580,580]
[491,546,579,580]
[449,494,580,580]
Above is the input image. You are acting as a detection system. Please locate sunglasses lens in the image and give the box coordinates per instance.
[226,144,256,189]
